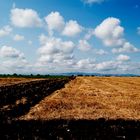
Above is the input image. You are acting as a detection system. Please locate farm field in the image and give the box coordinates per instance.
[0,77,70,119]
[0,78,44,86]
[20,76,140,120]
[1,76,140,139]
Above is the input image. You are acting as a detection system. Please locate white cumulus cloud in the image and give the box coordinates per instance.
[37,34,75,65]
[45,11,83,37]
[94,17,124,47]
[45,11,65,34]
[0,46,24,59]
[96,61,121,71]
[117,54,130,61]
[78,40,91,51]
[62,20,82,37]
[96,49,108,55]
[0,45,30,73]
[0,25,12,37]
[76,58,95,69]
[112,42,139,53]
[10,8,42,27]
[94,17,139,53]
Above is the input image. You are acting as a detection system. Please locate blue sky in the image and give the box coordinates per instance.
[0,0,140,74]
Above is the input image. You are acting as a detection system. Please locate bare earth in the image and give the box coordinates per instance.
[0,78,44,87]
[20,76,140,120]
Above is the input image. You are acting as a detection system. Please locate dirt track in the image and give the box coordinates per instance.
[20,76,140,120]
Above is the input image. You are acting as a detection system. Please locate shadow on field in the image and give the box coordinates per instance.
[0,77,74,120]
[0,119,140,140]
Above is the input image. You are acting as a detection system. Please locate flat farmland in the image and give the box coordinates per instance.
[1,76,140,139]
[0,78,43,86]
[21,76,140,120]
[0,77,70,119]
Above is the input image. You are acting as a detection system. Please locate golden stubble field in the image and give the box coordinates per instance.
[0,78,44,87]
[20,76,140,120]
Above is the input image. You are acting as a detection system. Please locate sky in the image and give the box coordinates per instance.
[0,0,140,74]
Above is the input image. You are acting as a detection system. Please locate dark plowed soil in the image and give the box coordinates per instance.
[0,78,71,120]
[0,119,140,140]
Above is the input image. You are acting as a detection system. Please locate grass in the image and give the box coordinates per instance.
[20,76,140,120]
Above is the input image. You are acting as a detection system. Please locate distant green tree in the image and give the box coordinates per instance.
[13,73,18,77]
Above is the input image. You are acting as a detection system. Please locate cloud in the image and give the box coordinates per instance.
[116,54,130,61]
[78,40,91,51]
[112,42,139,53]
[39,34,48,45]
[73,57,140,73]
[1,58,30,74]
[62,20,82,37]
[0,7,138,74]
[37,34,75,65]
[45,11,83,37]
[76,58,95,69]
[83,0,105,4]
[96,49,108,55]
[3,59,28,69]
[94,17,124,47]
[95,61,121,71]
[75,58,130,72]
[84,29,94,40]
[60,41,75,54]
[39,34,75,54]
[0,45,30,73]
[0,46,24,59]
[0,25,12,37]
[10,8,42,27]
[13,34,25,41]
[137,27,140,35]
[38,35,59,55]
[45,11,65,34]
[94,17,139,53]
